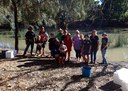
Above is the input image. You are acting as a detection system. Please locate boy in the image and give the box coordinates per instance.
[101,32,108,65]
[81,34,92,65]
[59,41,67,64]
[48,33,58,57]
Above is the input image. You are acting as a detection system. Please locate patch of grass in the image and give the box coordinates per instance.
[108,33,128,48]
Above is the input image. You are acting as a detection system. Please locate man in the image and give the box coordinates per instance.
[23,25,35,56]
[56,28,63,43]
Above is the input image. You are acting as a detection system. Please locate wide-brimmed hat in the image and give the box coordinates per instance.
[28,25,33,30]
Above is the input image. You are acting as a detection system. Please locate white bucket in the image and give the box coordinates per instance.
[6,51,14,58]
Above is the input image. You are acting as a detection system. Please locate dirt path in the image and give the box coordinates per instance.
[0,57,127,91]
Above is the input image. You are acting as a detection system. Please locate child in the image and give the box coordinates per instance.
[101,32,108,65]
[61,30,72,61]
[81,34,92,65]
[48,33,58,57]
[59,41,67,64]
[35,35,43,56]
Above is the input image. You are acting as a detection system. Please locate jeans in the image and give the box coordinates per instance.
[91,49,97,62]
[23,42,34,55]
[101,49,107,64]
[75,49,81,59]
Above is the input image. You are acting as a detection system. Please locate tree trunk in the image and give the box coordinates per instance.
[12,0,19,53]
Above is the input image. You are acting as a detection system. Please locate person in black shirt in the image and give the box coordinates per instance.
[23,25,35,56]
[101,32,108,64]
[48,33,58,57]
[90,30,99,64]
[81,34,92,65]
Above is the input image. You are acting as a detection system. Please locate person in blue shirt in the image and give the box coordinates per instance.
[101,32,108,65]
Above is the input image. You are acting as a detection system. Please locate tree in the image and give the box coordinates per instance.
[11,0,20,53]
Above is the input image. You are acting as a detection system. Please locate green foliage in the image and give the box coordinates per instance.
[0,0,128,26]
[109,0,128,20]
[108,33,128,48]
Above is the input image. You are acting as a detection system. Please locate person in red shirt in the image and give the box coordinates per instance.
[61,30,72,61]
[38,26,48,57]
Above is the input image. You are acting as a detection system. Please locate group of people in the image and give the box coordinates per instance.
[23,25,108,65]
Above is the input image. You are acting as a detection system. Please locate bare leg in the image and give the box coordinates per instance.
[41,48,44,56]
[67,51,71,61]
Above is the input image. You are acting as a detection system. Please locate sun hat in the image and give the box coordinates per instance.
[28,25,33,30]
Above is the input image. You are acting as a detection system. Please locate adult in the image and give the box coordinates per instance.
[61,30,72,61]
[101,32,108,65]
[56,28,63,43]
[23,25,35,56]
[72,30,82,62]
[90,30,99,64]
[39,26,48,56]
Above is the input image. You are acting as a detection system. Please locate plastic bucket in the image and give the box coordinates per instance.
[13,50,17,56]
[1,50,8,58]
[82,66,91,77]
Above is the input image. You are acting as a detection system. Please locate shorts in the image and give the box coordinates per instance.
[42,42,46,48]
[51,49,59,57]
[59,52,66,57]
[36,45,41,51]
[83,51,90,55]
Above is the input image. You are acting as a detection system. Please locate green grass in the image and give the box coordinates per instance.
[108,33,128,48]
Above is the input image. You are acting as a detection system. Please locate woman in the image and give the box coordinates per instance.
[61,30,72,61]
[90,30,99,64]
[72,30,82,62]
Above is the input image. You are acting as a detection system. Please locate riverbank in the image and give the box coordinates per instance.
[0,57,127,91]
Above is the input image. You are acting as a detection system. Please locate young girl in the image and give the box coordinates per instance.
[61,30,72,61]
[35,35,43,56]
[81,34,92,65]
[59,41,67,64]
[39,26,48,56]
[101,32,108,65]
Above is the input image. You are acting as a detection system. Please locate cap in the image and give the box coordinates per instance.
[102,32,107,36]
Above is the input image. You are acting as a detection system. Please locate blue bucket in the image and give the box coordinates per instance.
[82,66,91,77]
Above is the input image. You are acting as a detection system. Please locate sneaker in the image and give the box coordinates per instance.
[99,62,104,64]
